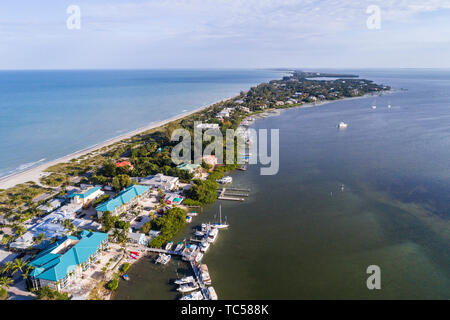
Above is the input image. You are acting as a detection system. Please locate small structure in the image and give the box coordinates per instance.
[9,232,35,250]
[37,199,63,214]
[139,174,179,191]
[28,230,109,291]
[95,185,150,218]
[128,232,147,246]
[116,161,134,170]
[68,186,104,206]
[176,163,201,173]
[202,155,218,168]
[164,193,184,205]
[0,249,19,264]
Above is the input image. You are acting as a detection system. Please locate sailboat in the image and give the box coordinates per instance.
[212,205,229,229]
[371,98,377,109]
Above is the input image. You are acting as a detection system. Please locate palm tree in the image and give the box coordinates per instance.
[0,276,13,289]
[11,258,27,275]
[1,261,14,276]
[21,266,34,280]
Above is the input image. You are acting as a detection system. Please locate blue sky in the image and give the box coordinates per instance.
[0,0,449,69]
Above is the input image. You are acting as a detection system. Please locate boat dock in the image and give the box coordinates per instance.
[146,247,183,256]
[217,188,249,201]
[190,260,209,300]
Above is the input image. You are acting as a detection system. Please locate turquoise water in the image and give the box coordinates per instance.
[0,69,286,178]
[114,69,450,300]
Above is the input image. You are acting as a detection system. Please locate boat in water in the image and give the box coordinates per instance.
[179,291,203,300]
[200,264,212,285]
[208,287,218,300]
[212,205,229,229]
[194,230,205,237]
[177,282,199,293]
[337,121,348,129]
[200,241,210,253]
[165,241,173,251]
[186,211,198,217]
[174,276,195,285]
[175,242,184,252]
[195,252,204,263]
[207,228,218,243]
[186,216,193,223]
[122,274,130,281]
[182,244,199,261]
[217,176,233,184]
[161,254,171,265]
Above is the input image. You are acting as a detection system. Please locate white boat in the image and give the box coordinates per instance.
[338,121,348,129]
[194,230,205,237]
[388,104,392,109]
[372,105,377,109]
[200,241,210,253]
[217,176,233,184]
[195,252,204,263]
[175,276,195,285]
[212,205,229,229]
[186,216,192,223]
[177,282,199,293]
[200,264,212,285]
[182,244,198,261]
[154,255,162,264]
[207,228,218,243]
[165,241,173,251]
[161,254,171,265]
[174,242,184,252]
[186,212,198,217]
[180,291,203,300]
[208,287,218,300]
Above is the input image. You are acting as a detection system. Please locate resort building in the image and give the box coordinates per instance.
[176,163,201,173]
[28,230,108,292]
[68,186,104,206]
[95,185,150,218]
[139,173,179,191]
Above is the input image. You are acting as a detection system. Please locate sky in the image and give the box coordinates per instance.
[0,0,449,69]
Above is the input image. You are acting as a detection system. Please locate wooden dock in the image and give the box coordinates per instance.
[217,188,248,201]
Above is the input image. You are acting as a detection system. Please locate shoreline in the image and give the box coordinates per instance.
[0,96,234,190]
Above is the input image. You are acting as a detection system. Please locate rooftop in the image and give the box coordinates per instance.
[95,184,149,212]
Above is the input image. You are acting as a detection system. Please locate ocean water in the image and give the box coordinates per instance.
[113,69,450,300]
[0,69,286,179]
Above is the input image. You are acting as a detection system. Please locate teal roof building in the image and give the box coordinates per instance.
[28,230,108,291]
[95,184,149,213]
[68,186,102,199]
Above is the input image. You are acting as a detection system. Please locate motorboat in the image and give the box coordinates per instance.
[200,241,210,253]
[165,241,173,251]
[122,274,130,281]
[194,230,205,237]
[208,287,218,300]
[338,121,348,129]
[186,211,198,217]
[174,276,195,285]
[177,282,199,293]
[195,252,204,263]
[186,216,193,223]
[160,254,171,265]
[175,242,184,252]
[217,176,233,184]
[207,228,218,243]
[200,264,211,285]
[179,291,203,300]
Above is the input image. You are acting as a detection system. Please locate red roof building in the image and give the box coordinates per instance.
[116,161,134,170]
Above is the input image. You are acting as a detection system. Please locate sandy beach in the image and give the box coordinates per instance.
[0,97,232,190]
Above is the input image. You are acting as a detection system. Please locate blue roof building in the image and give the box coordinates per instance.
[28,230,108,291]
[95,185,150,217]
[68,186,104,205]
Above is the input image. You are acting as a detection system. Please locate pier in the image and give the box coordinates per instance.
[146,247,183,256]
[217,188,249,201]
[190,260,209,300]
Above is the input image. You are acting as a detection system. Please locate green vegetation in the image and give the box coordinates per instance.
[112,174,131,191]
[106,276,119,291]
[121,262,130,273]
[0,287,8,300]
[148,207,186,248]
[35,286,69,300]
[93,194,110,207]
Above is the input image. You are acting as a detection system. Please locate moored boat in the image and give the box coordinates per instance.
[200,264,212,285]
[174,276,195,285]
[165,241,173,251]
[177,282,199,293]
[175,242,184,252]
[179,290,203,300]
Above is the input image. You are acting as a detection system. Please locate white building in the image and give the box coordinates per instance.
[139,174,179,191]
[196,123,220,130]
[69,186,104,205]
[9,232,35,250]
[37,199,63,214]
[128,232,148,246]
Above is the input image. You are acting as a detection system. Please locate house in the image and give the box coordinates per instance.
[127,232,147,246]
[164,193,184,205]
[240,106,251,113]
[196,123,220,130]
[28,230,108,291]
[68,186,104,206]
[116,161,134,170]
[37,199,63,214]
[176,163,201,173]
[95,185,150,218]
[9,232,35,250]
[275,101,285,106]
[0,249,19,265]
[139,174,179,191]
[202,155,218,167]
